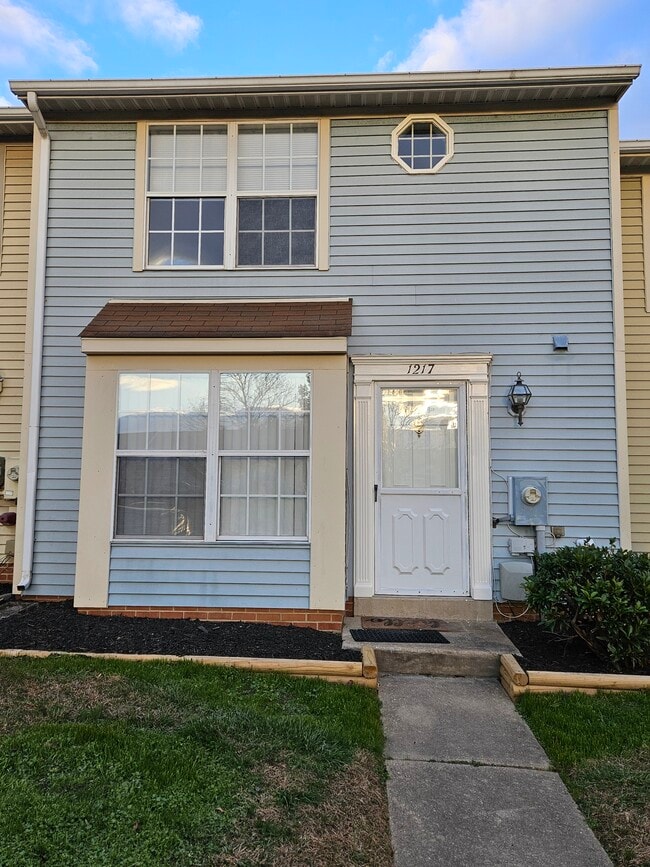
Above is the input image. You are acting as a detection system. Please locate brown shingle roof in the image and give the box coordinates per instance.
[80,300,352,339]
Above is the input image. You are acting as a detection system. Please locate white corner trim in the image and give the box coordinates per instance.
[352,354,492,601]
[608,107,632,550]
[0,143,5,275]
[16,127,50,591]
[390,114,454,175]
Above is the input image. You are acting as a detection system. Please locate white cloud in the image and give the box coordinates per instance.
[115,0,201,50]
[395,0,608,71]
[0,0,97,74]
[376,50,395,72]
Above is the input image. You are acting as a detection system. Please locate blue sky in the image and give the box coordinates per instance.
[0,0,649,137]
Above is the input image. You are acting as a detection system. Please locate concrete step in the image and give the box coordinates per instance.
[342,616,518,677]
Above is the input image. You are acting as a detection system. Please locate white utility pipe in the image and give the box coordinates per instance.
[17,94,49,591]
[535,524,547,556]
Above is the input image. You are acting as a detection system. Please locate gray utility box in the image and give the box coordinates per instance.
[500,559,534,602]
[509,476,548,526]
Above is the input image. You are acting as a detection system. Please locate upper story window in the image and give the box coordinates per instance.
[391,115,454,175]
[144,122,320,269]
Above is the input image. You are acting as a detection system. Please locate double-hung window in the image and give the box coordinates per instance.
[115,373,209,538]
[218,372,310,538]
[114,370,310,541]
[144,122,320,269]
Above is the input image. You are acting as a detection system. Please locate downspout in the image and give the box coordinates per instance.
[16,92,49,591]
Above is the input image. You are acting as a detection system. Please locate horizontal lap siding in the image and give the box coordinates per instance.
[332,113,617,577]
[108,545,310,608]
[0,144,31,550]
[621,175,650,551]
[30,111,617,598]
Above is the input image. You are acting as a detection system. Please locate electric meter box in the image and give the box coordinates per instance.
[509,476,548,526]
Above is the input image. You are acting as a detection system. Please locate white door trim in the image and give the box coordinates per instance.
[352,355,492,601]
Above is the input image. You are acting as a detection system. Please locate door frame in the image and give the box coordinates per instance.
[375,381,469,595]
[352,355,492,601]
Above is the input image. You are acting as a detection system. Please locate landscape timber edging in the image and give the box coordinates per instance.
[0,647,378,688]
[500,653,650,700]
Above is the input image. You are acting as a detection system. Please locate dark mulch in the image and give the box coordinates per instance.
[500,621,650,676]
[0,601,361,662]
[0,583,11,595]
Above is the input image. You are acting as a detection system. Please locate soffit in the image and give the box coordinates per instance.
[620,140,650,172]
[0,108,33,140]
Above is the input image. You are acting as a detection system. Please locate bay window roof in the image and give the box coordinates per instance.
[80,299,353,340]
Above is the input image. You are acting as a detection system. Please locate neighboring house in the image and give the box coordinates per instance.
[620,140,650,551]
[0,108,33,585]
[6,66,640,628]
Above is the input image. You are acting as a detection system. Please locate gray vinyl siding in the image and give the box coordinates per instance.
[108,544,310,608]
[28,109,618,598]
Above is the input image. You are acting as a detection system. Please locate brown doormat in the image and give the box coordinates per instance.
[360,617,461,632]
[351,629,450,644]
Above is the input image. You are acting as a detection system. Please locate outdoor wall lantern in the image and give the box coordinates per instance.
[508,372,532,426]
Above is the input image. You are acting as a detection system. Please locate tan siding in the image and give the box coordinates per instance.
[0,143,32,550]
[622,174,650,550]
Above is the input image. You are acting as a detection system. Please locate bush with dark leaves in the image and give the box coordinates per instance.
[524,540,650,672]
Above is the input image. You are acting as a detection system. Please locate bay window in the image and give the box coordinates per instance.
[144,121,320,269]
[114,370,311,540]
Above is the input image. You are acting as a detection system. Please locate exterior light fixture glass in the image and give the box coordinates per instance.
[508,372,532,426]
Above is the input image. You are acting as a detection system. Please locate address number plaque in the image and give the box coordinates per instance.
[405,363,436,375]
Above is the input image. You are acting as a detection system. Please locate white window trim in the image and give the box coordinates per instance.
[391,114,454,175]
[111,368,312,543]
[133,118,330,272]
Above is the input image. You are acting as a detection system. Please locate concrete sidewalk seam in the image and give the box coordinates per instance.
[385,755,556,772]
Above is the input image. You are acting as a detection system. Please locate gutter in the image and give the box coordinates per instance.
[620,140,650,153]
[17,93,49,591]
[9,65,642,98]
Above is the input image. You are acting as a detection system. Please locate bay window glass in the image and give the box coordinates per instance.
[114,370,312,541]
[115,373,209,537]
[218,372,310,538]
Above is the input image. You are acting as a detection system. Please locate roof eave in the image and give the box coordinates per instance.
[9,65,641,118]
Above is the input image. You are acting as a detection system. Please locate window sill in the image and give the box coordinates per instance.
[141,264,319,271]
[110,538,310,547]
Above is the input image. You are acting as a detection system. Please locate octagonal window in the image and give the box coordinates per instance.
[392,115,453,174]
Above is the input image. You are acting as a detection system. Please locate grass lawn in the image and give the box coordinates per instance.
[0,655,392,867]
[518,690,650,867]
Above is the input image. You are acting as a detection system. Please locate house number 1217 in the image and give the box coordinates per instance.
[406,363,435,375]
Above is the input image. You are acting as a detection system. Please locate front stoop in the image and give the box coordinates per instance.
[353,595,493,621]
[342,617,517,677]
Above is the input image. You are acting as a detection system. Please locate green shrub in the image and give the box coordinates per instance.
[524,540,650,672]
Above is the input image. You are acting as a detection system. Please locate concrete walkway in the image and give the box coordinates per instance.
[380,675,613,867]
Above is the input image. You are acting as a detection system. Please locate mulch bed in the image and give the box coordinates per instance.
[0,601,361,662]
[500,621,650,676]
[0,583,11,596]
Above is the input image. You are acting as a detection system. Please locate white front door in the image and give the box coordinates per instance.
[376,385,468,596]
